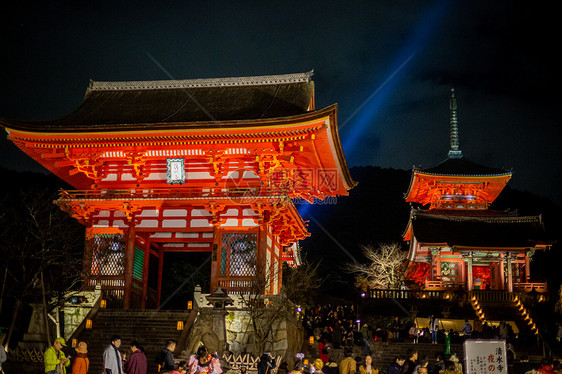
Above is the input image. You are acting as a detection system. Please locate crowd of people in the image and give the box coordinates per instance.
[40,335,221,374]
[298,304,562,374]
[301,304,522,348]
[1,302,557,374]
[279,347,464,374]
[282,346,562,374]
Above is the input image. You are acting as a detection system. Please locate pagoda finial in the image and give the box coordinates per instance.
[448,88,463,159]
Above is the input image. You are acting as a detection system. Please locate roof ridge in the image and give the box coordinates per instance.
[413,155,512,176]
[88,71,314,91]
[414,210,541,223]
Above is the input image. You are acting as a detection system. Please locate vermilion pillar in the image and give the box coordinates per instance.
[210,226,220,292]
[141,239,151,309]
[123,223,136,309]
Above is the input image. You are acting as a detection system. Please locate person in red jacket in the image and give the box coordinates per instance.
[124,340,148,374]
[318,339,329,363]
[538,358,556,374]
[73,341,90,374]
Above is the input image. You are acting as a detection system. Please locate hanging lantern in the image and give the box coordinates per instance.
[177,321,184,330]
[187,301,193,310]
[100,299,107,309]
[309,336,314,344]
[85,319,93,329]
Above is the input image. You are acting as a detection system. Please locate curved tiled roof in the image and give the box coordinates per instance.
[410,210,549,248]
[1,72,315,132]
[414,156,511,177]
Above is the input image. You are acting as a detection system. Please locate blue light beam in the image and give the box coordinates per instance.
[340,0,451,158]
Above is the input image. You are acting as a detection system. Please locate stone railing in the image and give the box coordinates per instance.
[513,282,548,293]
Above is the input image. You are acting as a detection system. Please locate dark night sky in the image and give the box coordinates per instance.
[1,1,560,205]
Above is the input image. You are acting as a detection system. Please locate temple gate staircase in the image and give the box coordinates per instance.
[74,309,194,374]
[320,342,463,372]
[469,294,554,358]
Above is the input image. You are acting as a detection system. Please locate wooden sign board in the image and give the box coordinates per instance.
[463,339,507,374]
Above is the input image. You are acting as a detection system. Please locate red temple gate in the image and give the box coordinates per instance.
[1,72,356,308]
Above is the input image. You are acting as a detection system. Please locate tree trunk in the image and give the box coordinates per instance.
[0,266,7,316]
[41,270,52,344]
[4,298,21,348]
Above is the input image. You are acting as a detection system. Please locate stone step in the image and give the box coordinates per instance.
[75,310,187,374]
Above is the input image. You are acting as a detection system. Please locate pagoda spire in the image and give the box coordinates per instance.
[448,88,463,159]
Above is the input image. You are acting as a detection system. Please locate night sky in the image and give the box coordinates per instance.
[1,1,559,205]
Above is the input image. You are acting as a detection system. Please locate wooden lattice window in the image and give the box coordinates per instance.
[90,233,125,276]
[220,232,257,277]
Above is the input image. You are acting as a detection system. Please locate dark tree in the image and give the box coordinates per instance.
[0,185,84,347]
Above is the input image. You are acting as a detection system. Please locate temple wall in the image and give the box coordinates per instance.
[186,294,304,362]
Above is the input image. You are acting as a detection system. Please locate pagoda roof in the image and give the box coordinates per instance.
[404,208,551,249]
[404,89,513,206]
[413,156,511,177]
[404,157,512,206]
[1,71,315,132]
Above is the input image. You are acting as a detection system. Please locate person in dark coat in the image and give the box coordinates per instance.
[401,349,418,374]
[390,317,401,341]
[429,353,444,374]
[156,340,178,372]
[258,353,274,374]
[124,340,147,374]
[387,355,405,374]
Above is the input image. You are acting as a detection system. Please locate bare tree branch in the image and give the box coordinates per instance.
[346,242,407,289]
[237,259,321,354]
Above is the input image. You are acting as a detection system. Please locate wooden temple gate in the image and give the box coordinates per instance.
[1,72,356,309]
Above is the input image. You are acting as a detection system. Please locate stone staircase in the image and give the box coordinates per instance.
[311,342,463,373]
[75,309,192,374]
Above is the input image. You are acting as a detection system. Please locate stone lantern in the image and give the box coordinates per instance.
[206,288,234,353]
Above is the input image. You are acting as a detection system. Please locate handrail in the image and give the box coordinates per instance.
[56,187,294,201]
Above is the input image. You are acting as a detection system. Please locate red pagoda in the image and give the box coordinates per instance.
[1,71,356,308]
[403,89,551,293]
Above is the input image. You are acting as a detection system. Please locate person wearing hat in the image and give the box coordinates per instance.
[44,337,70,374]
[72,341,89,374]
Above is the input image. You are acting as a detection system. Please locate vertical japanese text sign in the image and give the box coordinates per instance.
[464,340,507,374]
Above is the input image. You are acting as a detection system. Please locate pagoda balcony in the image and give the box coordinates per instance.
[513,282,548,293]
[367,288,550,303]
[425,279,466,290]
[423,280,548,293]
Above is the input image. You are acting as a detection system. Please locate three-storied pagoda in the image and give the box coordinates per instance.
[403,89,551,292]
[1,71,356,308]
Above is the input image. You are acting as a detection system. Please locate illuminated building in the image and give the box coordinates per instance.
[403,89,551,292]
[1,72,355,308]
